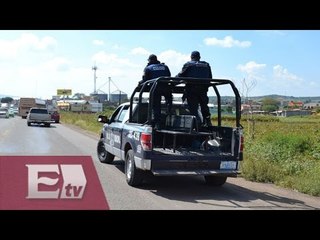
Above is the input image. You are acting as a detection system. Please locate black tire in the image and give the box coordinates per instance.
[27,122,31,126]
[97,139,114,163]
[204,176,227,186]
[125,149,143,186]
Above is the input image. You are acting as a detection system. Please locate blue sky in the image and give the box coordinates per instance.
[0,30,319,99]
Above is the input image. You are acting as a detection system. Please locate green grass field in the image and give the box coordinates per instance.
[241,115,320,196]
[60,111,320,196]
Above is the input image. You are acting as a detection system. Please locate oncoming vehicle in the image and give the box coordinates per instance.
[97,77,244,187]
[0,108,9,118]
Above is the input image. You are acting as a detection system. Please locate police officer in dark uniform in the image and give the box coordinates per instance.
[139,54,172,128]
[176,51,212,127]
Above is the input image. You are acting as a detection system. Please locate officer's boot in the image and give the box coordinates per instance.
[205,116,212,127]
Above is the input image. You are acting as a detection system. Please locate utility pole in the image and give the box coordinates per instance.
[92,64,98,94]
[118,90,122,105]
[108,77,111,101]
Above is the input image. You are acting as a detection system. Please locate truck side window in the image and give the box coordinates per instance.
[110,106,122,123]
[113,105,130,123]
[117,109,128,122]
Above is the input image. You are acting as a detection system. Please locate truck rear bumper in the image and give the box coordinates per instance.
[134,155,240,177]
[28,120,51,123]
[150,158,240,177]
[151,169,239,176]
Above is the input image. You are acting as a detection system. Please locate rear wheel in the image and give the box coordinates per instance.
[97,139,114,163]
[204,176,227,186]
[125,149,143,186]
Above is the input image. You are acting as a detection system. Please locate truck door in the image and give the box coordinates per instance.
[107,105,129,157]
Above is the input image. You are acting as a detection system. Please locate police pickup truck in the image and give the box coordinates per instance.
[97,77,244,187]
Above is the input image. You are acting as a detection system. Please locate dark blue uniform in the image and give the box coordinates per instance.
[177,60,212,126]
[141,62,171,82]
[140,62,172,127]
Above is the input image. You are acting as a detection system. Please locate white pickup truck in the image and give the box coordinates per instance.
[27,107,52,127]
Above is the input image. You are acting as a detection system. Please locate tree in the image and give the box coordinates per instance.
[1,97,13,103]
[239,78,257,139]
[240,78,257,105]
[261,97,280,112]
[262,104,278,112]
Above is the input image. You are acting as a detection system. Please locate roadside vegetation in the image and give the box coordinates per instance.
[60,108,115,135]
[241,114,320,197]
[61,111,320,197]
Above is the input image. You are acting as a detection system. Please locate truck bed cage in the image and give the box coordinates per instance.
[129,77,242,128]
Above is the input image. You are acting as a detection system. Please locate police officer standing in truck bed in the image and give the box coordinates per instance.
[176,50,212,127]
[139,54,172,129]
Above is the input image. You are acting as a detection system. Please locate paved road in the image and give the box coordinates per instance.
[1,117,319,210]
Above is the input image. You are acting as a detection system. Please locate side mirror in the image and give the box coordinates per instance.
[98,115,109,123]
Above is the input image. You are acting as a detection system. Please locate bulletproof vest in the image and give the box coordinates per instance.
[185,61,211,78]
[146,63,170,80]
[184,61,211,93]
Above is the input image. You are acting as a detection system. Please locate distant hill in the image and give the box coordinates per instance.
[249,95,320,102]
[0,94,20,99]
[208,94,320,104]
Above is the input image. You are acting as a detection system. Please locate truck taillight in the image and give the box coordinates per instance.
[240,135,244,152]
[141,133,152,151]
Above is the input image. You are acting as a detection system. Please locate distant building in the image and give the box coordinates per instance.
[90,93,108,102]
[241,103,262,113]
[52,95,60,100]
[303,102,320,109]
[110,91,128,103]
[288,101,303,109]
[271,109,312,117]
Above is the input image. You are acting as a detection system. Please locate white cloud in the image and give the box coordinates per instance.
[204,36,251,48]
[0,32,57,60]
[18,33,57,51]
[112,44,123,50]
[92,51,140,68]
[0,64,86,99]
[273,65,302,83]
[158,50,189,75]
[0,39,18,59]
[236,61,267,92]
[237,61,266,74]
[93,40,104,46]
[90,51,143,94]
[43,57,71,71]
[130,47,150,55]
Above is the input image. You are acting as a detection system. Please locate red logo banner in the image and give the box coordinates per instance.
[0,156,109,210]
